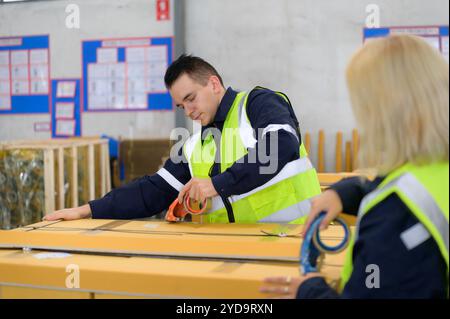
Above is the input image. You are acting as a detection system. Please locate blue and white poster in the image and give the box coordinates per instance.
[82,36,173,112]
[0,35,50,114]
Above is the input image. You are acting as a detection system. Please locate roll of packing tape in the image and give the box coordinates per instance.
[183,197,212,215]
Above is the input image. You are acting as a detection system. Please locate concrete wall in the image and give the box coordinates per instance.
[0,0,448,171]
[0,0,175,141]
[184,0,449,171]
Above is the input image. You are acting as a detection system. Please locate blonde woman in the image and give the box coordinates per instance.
[261,35,449,298]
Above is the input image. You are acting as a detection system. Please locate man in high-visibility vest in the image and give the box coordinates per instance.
[45,54,321,224]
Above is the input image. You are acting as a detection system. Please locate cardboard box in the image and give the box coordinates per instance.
[0,249,344,299]
[0,220,349,262]
[0,220,350,298]
[119,139,171,183]
[0,139,111,230]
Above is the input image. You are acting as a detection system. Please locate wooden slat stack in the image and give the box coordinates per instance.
[304,129,360,173]
[0,137,111,229]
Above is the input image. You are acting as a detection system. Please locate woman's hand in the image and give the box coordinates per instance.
[302,189,344,236]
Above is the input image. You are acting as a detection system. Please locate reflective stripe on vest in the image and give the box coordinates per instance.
[356,173,449,250]
[262,124,299,143]
[237,92,257,149]
[183,131,202,178]
[157,168,185,192]
[339,171,449,292]
[231,157,313,201]
[258,197,312,223]
[207,156,315,212]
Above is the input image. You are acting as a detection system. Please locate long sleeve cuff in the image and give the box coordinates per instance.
[329,177,369,216]
[89,199,112,219]
[296,277,341,299]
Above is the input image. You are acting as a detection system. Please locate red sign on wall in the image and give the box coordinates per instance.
[157,0,170,21]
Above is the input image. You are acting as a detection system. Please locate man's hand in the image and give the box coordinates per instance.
[43,204,92,221]
[178,178,218,204]
[259,273,324,299]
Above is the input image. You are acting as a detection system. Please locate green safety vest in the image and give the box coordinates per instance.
[182,88,321,224]
[339,162,449,294]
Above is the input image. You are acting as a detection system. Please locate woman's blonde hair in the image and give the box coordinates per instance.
[347,34,449,174]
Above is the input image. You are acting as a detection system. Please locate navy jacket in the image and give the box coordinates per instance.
[89,87,302,220]
[296,177,448,299]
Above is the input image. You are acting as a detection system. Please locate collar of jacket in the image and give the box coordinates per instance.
[201,87,238,142]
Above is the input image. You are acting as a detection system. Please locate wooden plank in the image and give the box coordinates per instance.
[1,143,59,150]
[57,147,65,210]
[345,141,352,172]
[335,131,343,173]
[104,142,112,193]
[318,130,325,173]
[100,143,107,196]
[43,149,55,216]
[304,132,311,155]
[318,172,362,187]
[93,143,101,199]
[71,146,79,207]
[88,144,95,201]
[352,129,359,170]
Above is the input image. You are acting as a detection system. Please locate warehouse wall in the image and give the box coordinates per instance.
[1,0,448,171]
[184,0,449,171]
[0,0,175,141]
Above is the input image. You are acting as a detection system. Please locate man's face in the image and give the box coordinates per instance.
[169,73,221,126]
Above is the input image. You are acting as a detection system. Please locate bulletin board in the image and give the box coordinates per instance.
[51,79,81,138]
[364,26,449,62]
[0,35,50,114]
[82,37,173,112]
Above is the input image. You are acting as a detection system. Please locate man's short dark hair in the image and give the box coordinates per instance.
[164,54,224,89]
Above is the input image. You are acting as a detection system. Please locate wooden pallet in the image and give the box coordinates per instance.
[0,138,111,229]
[318,172,364,189]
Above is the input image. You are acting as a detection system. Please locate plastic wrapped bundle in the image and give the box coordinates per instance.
[0,149,45,229]
[1,138,111,229]
[29,190,45,225]
[0,170,12,229]
[0,149,12,229]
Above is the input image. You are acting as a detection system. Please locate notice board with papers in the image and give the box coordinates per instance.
[51,79,81,138]
[82,37,173,112]
[0,35,50,114]
[364,26,449,62]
